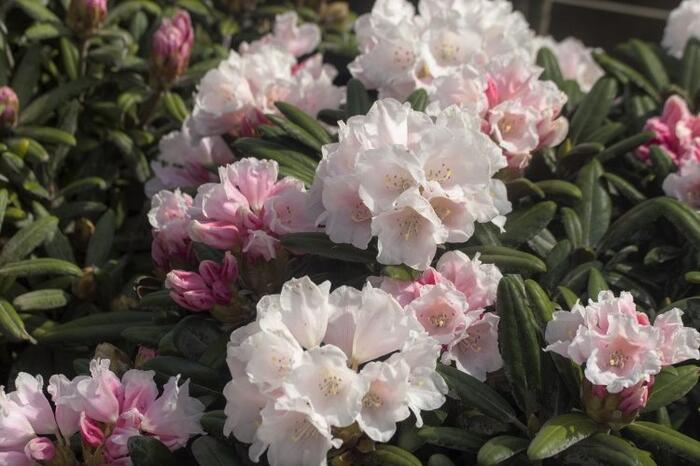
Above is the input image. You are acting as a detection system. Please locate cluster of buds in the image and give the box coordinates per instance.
[150,10,194,88]
[66,0,107,38]
[0,86,19,129]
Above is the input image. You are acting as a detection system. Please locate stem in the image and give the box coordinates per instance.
[78,38,90,77]
[138,88,163,128]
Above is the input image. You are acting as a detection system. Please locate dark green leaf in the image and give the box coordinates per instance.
[527,413,600,460]
[477,435,529,466]
[643,365,699,413]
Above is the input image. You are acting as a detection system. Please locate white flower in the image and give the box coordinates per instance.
[277,277,332,349]
[357,361,411,442]
[314,99,510,269]
[280,345,368,427]
[250,399,342,466]
[405,282,469,344]
[223,377,268,443]
[653,308,700,365]
[533,36,603,92]
[664,0,700,58]
[442,311,503,381]
[663,159,700,209]
[242,12,321,57]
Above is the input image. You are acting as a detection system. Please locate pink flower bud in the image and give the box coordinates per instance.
[67,0,107,37]
[0,86,19,129]
[24,437,55,461]
[583,377,654,428]
[150,10,194,87]
[135,346,157,368]
[198,252,239,305]
[165,270,216,311]
[80,412,105,447]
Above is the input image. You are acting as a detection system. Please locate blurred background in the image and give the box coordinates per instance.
[351,0,682,49]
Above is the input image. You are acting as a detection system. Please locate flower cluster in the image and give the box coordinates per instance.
[311,98,510,270]
[145,119,235,197]
[349,0,567,168]
[148,189,195,272]
[545,291,700,394]
[373,250,503,381]
[532,36,604,92]
[0,359,204,466]
[663,0,700,58]
[189,157,315,262]
[223,276,447,466]
[189,12,343,141]
[166,251,239,311]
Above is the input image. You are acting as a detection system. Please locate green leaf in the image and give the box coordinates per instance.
[417,426,484,452]
[200,410,226,437]
[13,289,70,311]
[593,52,659,102]
[685,271,700,284]
[0,189,8,231]
[506,178,545,202]
[12,0,61,23]
[346,79,372,118]
[627,39,670,91]
[24,22,67,41]
[364,445,422,466]
[275,101,332,145]
[0,216,58,266]
[107,1,162,25]
[191,436,240,466]
[0,298,35,343]
[57,177,108,199]
[37,312,154,343]
[19,79,93,126]
[406,88,429,112]
[427,454,455,466]
[568,78,618,144]
[59,37,79,81]
[560,207,583,249]
[0,258,81,278]
[624,421,700,463]
[460,245,546,274]
[643,365,699,413]
[437,364,523,430]
[597,132,655,163]
[172,316,223,361]
[13,126,76,146]
[599,197,700,252]
[266,114,322,153]
[11,48,42,107]
[162,91,189,124]
[497,276,543,413]
[535,180,582,205]
[128,436,177,466]
[281,233,376,263]
[501,201,557,246]
[575,160,611,249]
[587,122,626,145]
[233,138,317,184]
[142,356,225,390]
[556,286,579,310]
[602,172,647,204]
[527,413,600,460]
[477,435,529,466]
[558,142,604,175]
[649,145,674,183]
[524,279,554,326]
[537,47,564,87]
[85,210,116,267]
[565,433,655,466]
[587,268,609,298]
[681,38,700,100]
[44,231,76,263]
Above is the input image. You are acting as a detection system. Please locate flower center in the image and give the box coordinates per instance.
[272,355,293,375]
[608,350,628,369]
[429,313,450,328]
[362,391,383,408]
[392,47,415,69]
[384,173,413,191]
[319,374,342,397]
[459,333,482,352]
[426,162,454,183]
[291,419,317,442]
[397,213,420,240]
[351,201,371,222]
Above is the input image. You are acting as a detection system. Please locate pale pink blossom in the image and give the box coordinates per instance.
[148,189,194,271]
[313,99,510,269]
[405,282,469,344]
[145,119,235,197]
[188,158,315,261]
[663,0,700,58]
[664,159,700,209]
[436,251,501,310]
[653,308,700,365]
[637,95,700,166]
[241,12,320,58]
[533,36,603,92]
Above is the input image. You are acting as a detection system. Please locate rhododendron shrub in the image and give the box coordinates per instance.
[5,0,700,465]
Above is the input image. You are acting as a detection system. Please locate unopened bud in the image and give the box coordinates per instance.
[583,378,654,429]
[67,0,107,37]
[150,10,194,88]
[72,267,98,301]
[135,345,157,368]
[25,437,55,462]
[0,87,19,129]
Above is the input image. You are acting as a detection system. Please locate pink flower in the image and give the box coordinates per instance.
[637,95,700,166]
[24,437,55,462]
[436,251,502,311]
[405,282,468,344]
[49,359,204,465]
[583,377,655,426]
[663,159,700,208]
[166,252,239,312]
[0,86,19,128]
[148,189,194,272]
[189,158,315,262]
[442,311,503,381]
[67,0,107,36]
[151,10,194,87]
[653,308,700,365]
